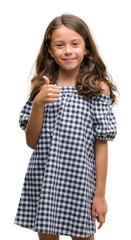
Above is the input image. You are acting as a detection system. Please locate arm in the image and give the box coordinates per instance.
[25,101,45,149]
[25,76,60,149]
[91,81,110,228]
[91,140,108,228]
[92,140,108,229]
[95,139,108,197]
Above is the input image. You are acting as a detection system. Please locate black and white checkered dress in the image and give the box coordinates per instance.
[14,84,117,238]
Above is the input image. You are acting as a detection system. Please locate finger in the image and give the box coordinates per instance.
[47,93,60,99]
[43,85,60,91]
[49,97,59,102]
[43,75,50,85]
[92,208,96,221]
[48,86,61,93]
[97,214,105,229]
[98,222,103,229]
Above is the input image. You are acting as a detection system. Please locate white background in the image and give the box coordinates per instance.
[0,0,130,239]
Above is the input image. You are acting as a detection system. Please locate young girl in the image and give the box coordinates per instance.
[14,14,117,240]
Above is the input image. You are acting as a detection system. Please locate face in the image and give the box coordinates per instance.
[48,25,87,73]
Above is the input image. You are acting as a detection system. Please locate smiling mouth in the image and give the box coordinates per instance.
[63,58,76,62]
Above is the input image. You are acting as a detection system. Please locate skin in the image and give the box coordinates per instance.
[38,232,94,240]
[25,25,110,240]
[48,25,87,86]
[25,76,60,149]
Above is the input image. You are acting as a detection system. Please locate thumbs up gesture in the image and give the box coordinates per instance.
[43,75,50,85]
[34,76,60,106]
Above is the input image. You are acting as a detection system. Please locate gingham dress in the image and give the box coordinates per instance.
[14,84,117,238]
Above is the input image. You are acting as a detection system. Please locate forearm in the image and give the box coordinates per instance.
[25,77,60,149]
[25,100,45,149]
[94,139,108,197]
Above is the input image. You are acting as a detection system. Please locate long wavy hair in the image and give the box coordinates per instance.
[29,14,117,104]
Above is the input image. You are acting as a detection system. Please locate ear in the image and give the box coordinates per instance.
[47,45,54,57]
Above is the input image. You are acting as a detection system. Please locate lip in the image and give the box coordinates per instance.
[62,58,76,62]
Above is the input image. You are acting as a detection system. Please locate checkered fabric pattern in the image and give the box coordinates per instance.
[14,84,117,237]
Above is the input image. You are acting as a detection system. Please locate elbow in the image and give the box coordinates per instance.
[26,138,37,149]
[25,130,37,149]
[26,141,36,149]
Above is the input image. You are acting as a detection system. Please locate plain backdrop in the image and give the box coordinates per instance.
[0,0,131,239]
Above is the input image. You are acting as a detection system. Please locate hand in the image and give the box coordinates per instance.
[92,195,108,229]
[34,76,61,106]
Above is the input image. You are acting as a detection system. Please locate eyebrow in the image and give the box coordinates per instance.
[54,39,82,43]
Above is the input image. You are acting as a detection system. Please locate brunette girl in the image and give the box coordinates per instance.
[14,14,117,240]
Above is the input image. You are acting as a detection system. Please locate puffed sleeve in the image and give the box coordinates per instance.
[90,94,117,141]
[19,100,33,130]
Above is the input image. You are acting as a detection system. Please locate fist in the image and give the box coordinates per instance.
[34,76,61,106]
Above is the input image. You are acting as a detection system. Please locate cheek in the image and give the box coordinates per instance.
[53,49,62,57]
[53,50,64,65]
[52,50,61,60]
[76,49,86,60]
[53,54,60,62]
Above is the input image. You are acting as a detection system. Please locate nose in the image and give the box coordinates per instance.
[64,44,72,55]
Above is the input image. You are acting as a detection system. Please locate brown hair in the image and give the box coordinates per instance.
[29,14,118,104]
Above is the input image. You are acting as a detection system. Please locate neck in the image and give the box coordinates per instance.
[57,69,79,86]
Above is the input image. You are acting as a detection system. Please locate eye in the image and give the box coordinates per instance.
[73,42,79,46]
[56,43,63,47]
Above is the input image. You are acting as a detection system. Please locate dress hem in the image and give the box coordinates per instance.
[14,221,96,238]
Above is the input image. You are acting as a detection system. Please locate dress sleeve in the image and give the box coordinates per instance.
[90,94,117,141]
[19,100,33,130]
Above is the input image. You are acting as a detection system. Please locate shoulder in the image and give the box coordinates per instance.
[100,81,110,96]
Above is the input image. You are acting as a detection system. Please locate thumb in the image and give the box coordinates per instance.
[43,75,50,85]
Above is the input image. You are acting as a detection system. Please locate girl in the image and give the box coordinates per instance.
[14,14,117,240]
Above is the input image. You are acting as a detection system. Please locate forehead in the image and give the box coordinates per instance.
[51,25,84,42]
